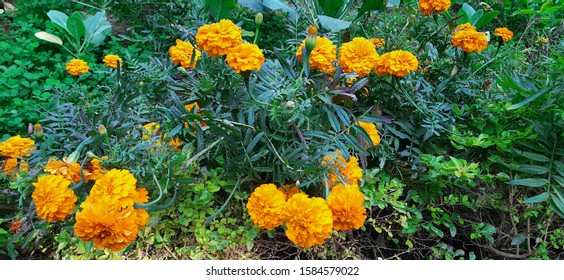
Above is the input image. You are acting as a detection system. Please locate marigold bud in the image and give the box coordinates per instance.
[33,124,44,139]
[67,151,80,163]
[307,25,318,37]
[255,13,263,26]
[97,124,107,136]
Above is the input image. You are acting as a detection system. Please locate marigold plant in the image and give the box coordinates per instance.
[326,183,367,231]
[375,50,419,77]
[65,58,89,76]
[32,175,77,222]
[418,0,451,16]
[494,27,514,42]
[102,54,123,68]
[283,193,333,248]
[169,39,202,68]
[196,19,242,57]
[0,135,36,157]
[225,42,265,73]
[296,36,337,73]
[246,183,286,230]
[338,37,379,78]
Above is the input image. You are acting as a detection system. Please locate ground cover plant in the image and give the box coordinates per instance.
[0,0,563,260]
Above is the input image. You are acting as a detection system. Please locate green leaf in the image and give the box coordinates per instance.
[513,164,549,175]
[474,11,499,29]
[318,15,351,32]
[318,0,343,17]
[507,85,555,110]
[469,9,484,26]
[246,131,264,153]
[66,11,86,47]
[47,10,69,31]
[506,178,549,187]
[511,9,536,16]
[514,149,550,162]
[356,0,385,19]
[204,0,236,20]
[262,0,298,20]
[523,192,549,204]
[84,10,105,36]
[238,0,267,12]
[511,234,526,246]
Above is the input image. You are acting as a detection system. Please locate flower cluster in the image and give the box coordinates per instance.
[338,37,380,78]
[32,175,77,222]
[321,150,363,188]
[65,58,89,76]
[375,50,419,77]
[451,23,488,53]
[169,39,202,68]
[418,0,451,16]
[74,169,149,251]
[103,54,123,68]
[495,27,514,42]
[296,36,337,73]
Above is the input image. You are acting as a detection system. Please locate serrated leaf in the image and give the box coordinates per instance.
[34,31,63,45]
[523,192,549,204]
[506,178,549,187]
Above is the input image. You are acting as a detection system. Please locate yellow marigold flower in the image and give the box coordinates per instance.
[169,39,202,68]
[451,30,489,53]
[358,121,381,147]
[322,151,363,188]
[327,183,366,231]
[246,183,286,230]
[278,184,302,200]
[74,197,145,252]
[88,169,142,208]
[495,27,513,42]
[283,193,333,248]
[0,135,36,157]
[32,175,77,222]
[196,19,242,57]
[375,50,419,77]
[65,58,89,76]
[454,23,477,33]
[85,156,108,182]
[103,54,123,68]
[370,38,385,48]
[2,157,28,177]
[296,37,337,73]
[142,122,182,151]
[418,0,451,16]
[225,42,265,73]
[44,157,83,184]
[338,37,379,78]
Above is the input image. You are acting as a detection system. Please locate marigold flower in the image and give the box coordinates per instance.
[85,156,108,182]
[88,169,146,208]
[10,218,22,234]
[246,184,286,230]
[375,50,419,77]
[370,38,385,48]
[454,23,477,33]
[451,29,489,53]
[322,151,363,188]
[196,19,242,57]
[65,58,89,76]
[32,175,77,222]
[103,54,123,68]
[169,39,202,68]
[327,184,366,231]
[225,42,265,73]
[2,157,28,177]
[338,37,379,78]
[278,184,302,200]
[184,102,207,129]
[142,122,182,151]
[296,37,337,73]
[358,121,381,147]
[283,193,333,248]
[44,157,83,184]
[495,27,513,42]
[0,135,36,157]
[419,0,451,16]
[74,197,147,252]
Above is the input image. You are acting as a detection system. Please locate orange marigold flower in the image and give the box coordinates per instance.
[44,157,83,184]
[246,183,286,230]
[85,156,108,182]
[2,157,28,177]
[338,37,379,78]
[196,19,242,57]
[0,135,36,157]
[65,58,89,76]
[103,54,123,68]
[451,29,488,53]
[32,175,77,222]
[10,218,22,234]
[322,151,363,188]
[375,50,419,77]
[370,38,385,48]
[419,0,451,16]
[88,169,142,208]
[169,39,202,68]
[358,121,381,147]
[74,197,146,252]
[495,27,513,42]
[283,193,333,248]
[296,37,337,73]
[184,102,207,128]
[454,23,477,33]
[327,183,366,231]
[278,184,302,200]
[225,42,265,73]
[142,122,182,151]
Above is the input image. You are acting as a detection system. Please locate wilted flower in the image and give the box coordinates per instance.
[65,58,89,76]
[32,175,77,222]
[283,193,333,248]
[44,157,83,184]
[338,37,379,78]
[2,157,28,177]
[277,184,302,200]
[370,38,386,48]
[246,184,286,230]
[169,39,202,69]
[196,19,242,57]
[225,42,265,73]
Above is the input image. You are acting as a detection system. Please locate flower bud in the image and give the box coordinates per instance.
[479,2,493,12]
[305,26,318,53]
[86,151,101,159]
[255,13,263,26]
[97,124,107,136]
[33,123,44,139]
[67,151,80,163]
[285,100,295,109]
